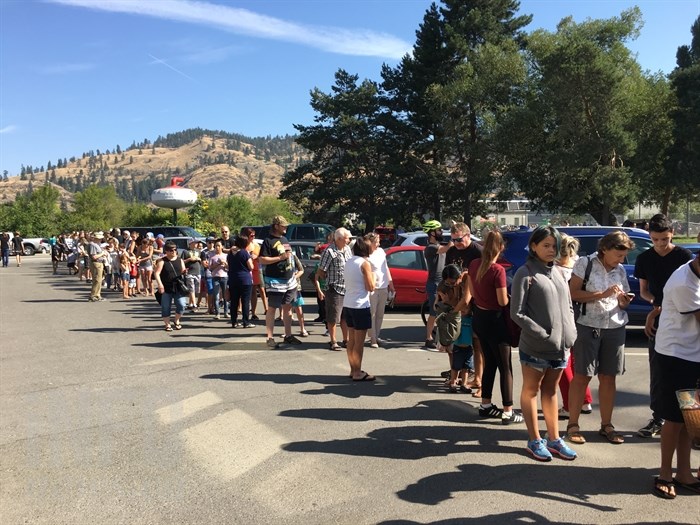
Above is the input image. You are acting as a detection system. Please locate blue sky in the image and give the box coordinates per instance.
[1,0,698,177]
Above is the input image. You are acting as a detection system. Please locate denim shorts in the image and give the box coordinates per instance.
[519,350,568,370]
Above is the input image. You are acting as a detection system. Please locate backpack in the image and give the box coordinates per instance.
[573,255,595,321]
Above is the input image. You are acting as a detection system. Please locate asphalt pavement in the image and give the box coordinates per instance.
[1,255,698,524]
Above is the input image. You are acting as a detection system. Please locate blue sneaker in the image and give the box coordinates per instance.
[547,437,578,460]
[526,439,552,462]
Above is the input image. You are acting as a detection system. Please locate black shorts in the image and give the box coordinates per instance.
[652,352,700,423]
[343,307,372,330]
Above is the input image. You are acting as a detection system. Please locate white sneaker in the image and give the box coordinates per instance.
[581,403,593,414]
[369,343,379,348]
[558,407,570,418]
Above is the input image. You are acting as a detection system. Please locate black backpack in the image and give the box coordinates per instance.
[573,255,594,321]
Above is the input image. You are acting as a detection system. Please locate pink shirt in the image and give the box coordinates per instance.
[208,252,228,277]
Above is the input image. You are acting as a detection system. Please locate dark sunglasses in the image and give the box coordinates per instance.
[166,248,177,252]
[451,237,465,242]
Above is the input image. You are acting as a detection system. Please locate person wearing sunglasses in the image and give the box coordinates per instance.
[220,226,234,253]
[154,241,187,332]
[444,222,484,396]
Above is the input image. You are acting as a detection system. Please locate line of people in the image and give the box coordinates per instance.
[423,218,699,492]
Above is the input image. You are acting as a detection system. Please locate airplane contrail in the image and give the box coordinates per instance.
[148,53,198,82]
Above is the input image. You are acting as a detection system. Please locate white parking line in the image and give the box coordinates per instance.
[155,391,223,424]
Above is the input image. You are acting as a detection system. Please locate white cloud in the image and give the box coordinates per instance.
[38,62,95,75]
[49,0,411,59]
[0,125,18,134]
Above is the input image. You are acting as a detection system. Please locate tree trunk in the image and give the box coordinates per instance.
[590,204,619,226]
[661,186,672,216]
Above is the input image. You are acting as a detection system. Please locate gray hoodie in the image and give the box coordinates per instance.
[510,257,577,360]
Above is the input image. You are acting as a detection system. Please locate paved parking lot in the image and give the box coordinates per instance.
[0,256,697,524]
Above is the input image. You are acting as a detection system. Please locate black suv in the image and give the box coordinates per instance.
[244,223,334,242]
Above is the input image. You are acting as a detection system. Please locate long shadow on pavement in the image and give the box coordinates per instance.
[381,514,686,525]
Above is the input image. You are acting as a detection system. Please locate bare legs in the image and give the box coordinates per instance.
[521,365,564,441]
[347,327,368,379]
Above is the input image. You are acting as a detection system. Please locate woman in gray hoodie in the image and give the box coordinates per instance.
[511,226,578,462]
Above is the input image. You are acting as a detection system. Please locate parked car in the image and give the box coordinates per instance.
[374,226,397,248]
[288,241,321,294]
[164,236,205,252]
[385,245,428,306]
[21,238,51,255]
[244,223,334,243]
[501,226,654,324]
[681,243,700,255]
[392,230,481,247]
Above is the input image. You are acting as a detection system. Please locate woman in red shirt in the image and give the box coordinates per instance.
[468,231,523,425]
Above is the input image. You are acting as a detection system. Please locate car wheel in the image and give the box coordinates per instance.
[23,245,35,256]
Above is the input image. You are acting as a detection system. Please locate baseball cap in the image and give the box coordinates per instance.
[272,215,289,227]
[206,236,216,242]
[146,232,155,239]
[93,231,105,239]
[189,237,199,245]
[156,234,164,239]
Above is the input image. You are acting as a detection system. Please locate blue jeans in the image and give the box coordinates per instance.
[1,248,9,267]
[212,276,229,315]
[230,282,252,325]
[160,291,187,318]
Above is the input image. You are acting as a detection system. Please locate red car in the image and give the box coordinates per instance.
[385,245,427,306]
[385,243,513,309]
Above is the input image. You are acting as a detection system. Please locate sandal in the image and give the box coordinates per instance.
[566,423,586,444]
[164,324,173,332]
[674,478,700,494]
[471,386,482,398]
[653,477,676,499]
[174,322,182,330]
[599,423,624,444]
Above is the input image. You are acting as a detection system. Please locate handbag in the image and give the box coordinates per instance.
[502,305,521,347]
[167,260,189,295]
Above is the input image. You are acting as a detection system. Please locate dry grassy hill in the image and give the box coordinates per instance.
[2,130,307,206]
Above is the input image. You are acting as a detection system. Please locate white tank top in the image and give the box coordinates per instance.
[343,255,371,309]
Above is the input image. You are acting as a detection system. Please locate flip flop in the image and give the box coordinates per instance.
[352,372,376,382]
[653,477,676,499]
[174,323,182,330]
[674,478,700,494]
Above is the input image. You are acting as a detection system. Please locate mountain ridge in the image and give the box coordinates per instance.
[1,128,307,206]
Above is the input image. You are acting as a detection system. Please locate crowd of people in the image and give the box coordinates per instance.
[16,213,700,493]
[420,216,699,496]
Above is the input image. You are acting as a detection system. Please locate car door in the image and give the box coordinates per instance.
[386,249,427,306]
[292,243,318,293]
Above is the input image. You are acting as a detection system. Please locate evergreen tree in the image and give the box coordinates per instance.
[667,16,700,203]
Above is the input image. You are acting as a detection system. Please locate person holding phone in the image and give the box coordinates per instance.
[566,231,635,445]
